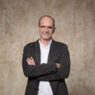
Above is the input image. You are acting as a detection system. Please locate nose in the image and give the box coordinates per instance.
[44,27,49,32]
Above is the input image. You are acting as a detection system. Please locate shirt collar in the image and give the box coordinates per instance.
[39,39,52,48]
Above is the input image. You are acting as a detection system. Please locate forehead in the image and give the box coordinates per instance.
[40,17,53,25]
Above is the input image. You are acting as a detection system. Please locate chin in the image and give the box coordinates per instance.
[43,37,52,40]
[40,35,52,40]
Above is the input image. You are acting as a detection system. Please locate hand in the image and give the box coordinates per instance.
[26,57,35,65]
[56,63,60,68]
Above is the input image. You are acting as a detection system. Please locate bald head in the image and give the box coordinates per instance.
[38,15,55,28]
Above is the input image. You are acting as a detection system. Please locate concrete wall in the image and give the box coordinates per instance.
[0,0,95,95]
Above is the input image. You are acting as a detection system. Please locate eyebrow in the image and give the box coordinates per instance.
[40,25,53,27]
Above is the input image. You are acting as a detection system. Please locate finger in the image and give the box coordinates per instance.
[27,58,32,62]
[26,60,32,65]
[30,57,35,64]
[26,57,35,65]
[30,57,35,61]
[30,57,33,60]
[26,59,35,65]
[27,58,35,65]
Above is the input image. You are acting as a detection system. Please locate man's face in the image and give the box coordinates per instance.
[38,17,55,41]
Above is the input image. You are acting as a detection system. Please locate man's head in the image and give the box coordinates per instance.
[38,15,56,41]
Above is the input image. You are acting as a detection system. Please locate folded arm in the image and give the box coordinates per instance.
[22,46,58,78]
[22,44,70,80]
[37,46,70,81]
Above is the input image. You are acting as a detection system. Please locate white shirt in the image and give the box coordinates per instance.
[37,40,53,95]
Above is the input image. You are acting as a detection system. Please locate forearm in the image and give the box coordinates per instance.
[22,59,58,78]
[22,46,58,78]
[37,62,70,81]
[37,48,71,81]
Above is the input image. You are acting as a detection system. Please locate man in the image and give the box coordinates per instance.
[22,15,70,95]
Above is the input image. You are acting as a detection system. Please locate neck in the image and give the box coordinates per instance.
[40,39,52,46]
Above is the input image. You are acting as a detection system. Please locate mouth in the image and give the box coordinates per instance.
[42,32,49,35]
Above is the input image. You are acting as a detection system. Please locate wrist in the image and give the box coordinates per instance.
[56,63,60,68]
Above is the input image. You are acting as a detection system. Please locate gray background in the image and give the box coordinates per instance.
[0,0,95,95]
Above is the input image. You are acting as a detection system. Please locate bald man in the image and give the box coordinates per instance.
[22,15,70,95]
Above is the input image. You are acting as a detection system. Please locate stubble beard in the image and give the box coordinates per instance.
[40,35,52,41]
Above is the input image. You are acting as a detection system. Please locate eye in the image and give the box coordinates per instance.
[48,26,53,29]
[40,26,45,28]
[39,26,54,29]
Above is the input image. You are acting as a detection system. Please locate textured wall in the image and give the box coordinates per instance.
[0,0,95,95]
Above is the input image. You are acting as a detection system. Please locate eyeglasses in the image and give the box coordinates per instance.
[39,26,54,30]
